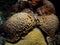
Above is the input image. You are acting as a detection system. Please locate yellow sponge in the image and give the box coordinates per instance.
[5,28,47,45]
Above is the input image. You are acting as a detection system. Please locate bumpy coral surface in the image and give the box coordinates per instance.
[3,12,36,42]
[36,14,59,37]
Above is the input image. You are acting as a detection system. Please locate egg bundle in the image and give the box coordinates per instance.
[1,0,59,45]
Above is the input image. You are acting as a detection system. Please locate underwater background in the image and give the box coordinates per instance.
[0,0,60,45]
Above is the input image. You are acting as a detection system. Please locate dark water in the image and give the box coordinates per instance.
[0,36,6,45]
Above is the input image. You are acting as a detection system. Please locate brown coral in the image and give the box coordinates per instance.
[36,14,59,37]
[3,12,36,43]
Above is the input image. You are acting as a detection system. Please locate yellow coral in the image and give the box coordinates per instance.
[24,28,47,45]
[5,28,47,45]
